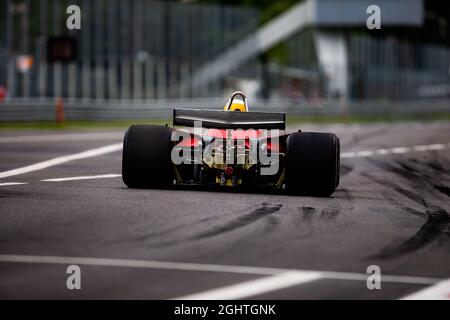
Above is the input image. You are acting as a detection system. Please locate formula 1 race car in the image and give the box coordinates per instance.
[122,92,340,196]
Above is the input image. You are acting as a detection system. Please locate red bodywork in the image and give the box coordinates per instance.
[175,128,285,153]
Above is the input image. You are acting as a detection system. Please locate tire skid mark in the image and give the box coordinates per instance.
[340,164,353,176]
[131,214,219,242]
[362,170,430,221]
[301,207,316,222]
[427,161,447,174]
[334,188,355,211]
[403,206,429,218]
[395,158,450,199]
[127,202,283,247]
[0,191,28,199]
[331,188,355,202]
[434,186,450,198]
[393,187,426,206]
[367,158,449,204]
[191,202,283,240]
[321,208,340,221]
[362,171,425,206]
[369,207,450,260]
[363,157,450,259]
[292,197,344,240]
[299,206,340,222]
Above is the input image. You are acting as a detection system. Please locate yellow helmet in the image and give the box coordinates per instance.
[223,91,249,112]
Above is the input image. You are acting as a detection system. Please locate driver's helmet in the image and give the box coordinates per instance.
[223,91,249,112]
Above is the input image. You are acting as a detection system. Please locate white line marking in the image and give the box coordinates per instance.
[0,182,28,187]
[375,149,389,155]
[0,254,440,285]
[42,174,121,182]
[0,143,122,179]
[391,147,411,154]
[0,132,123,143]
[313,271,439,285]
[429,144,446,150]
[401,279,450,300]
[0,254,279,276]
[341,143,450,159]
[355,150,374,157]
[413,145,432,152]
[174,271,322,300]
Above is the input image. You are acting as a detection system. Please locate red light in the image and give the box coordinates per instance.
[224,166,233,176]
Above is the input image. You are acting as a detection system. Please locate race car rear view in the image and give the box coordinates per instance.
[122,92,340,196]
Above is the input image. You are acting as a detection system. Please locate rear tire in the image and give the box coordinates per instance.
[286,132,340,196]
[122,125,173,188]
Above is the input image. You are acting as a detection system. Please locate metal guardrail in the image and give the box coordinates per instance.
[1,98,449,122]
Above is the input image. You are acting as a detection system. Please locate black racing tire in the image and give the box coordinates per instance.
[286,132,340,197]
[122,125,174,188]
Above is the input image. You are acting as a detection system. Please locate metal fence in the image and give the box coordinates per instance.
[1,0,449,103]
[1,97,449,122]
[348,35,450,99]
[0,0,259,100]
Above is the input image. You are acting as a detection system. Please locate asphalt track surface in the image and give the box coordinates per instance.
[0,121,449,300]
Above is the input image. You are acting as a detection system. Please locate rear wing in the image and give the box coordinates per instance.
[173,109,285,130]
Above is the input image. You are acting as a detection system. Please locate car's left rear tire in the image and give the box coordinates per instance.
[122,125,173,188]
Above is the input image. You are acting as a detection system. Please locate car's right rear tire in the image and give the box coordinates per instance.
[122,125,173,188]
[286,132,340,196]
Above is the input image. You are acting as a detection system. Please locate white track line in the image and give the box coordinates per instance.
[341,143,449,159]
[0,132,123,143]
[175,271,322,300]
[0,254,280,276]
[401,279,450,300]
[0,143,122,179]
[0,182,28,187]
[0,141,447,182]
[42,174,121,182]
[0,254,440,285]
[317,271,438,285]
